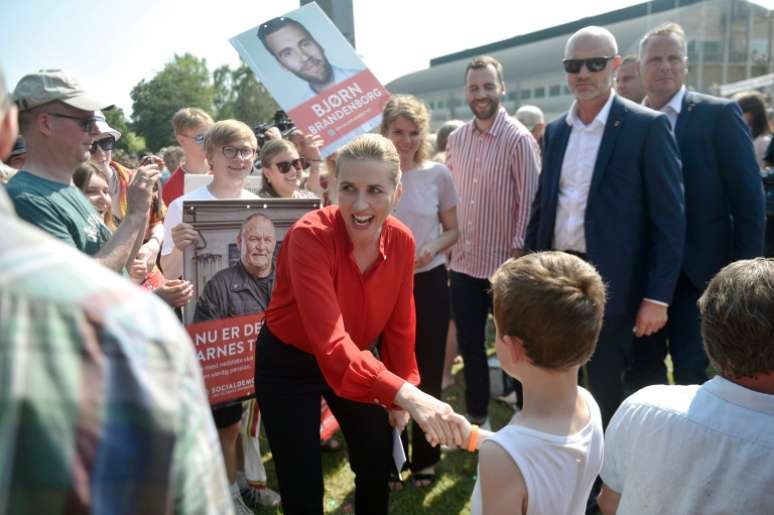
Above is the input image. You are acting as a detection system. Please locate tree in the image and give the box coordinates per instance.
[213,64,279,127]
[130,53,214,150]
[103,107,146,155]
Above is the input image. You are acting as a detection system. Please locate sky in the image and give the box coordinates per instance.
[3,0,773,118]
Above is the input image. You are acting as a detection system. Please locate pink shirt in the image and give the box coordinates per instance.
[447,109,541,279]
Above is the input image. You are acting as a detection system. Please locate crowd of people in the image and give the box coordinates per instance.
[1,18,773,515]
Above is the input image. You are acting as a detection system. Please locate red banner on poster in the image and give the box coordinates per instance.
[289,69,390,148]
[186,313,265,406]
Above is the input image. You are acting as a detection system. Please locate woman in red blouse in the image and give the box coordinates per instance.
[255,134,461,515]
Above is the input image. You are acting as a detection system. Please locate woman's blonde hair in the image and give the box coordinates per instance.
[380,95,430,164]
[335,134,401,187]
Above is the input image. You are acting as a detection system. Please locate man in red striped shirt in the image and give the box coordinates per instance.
[446,56,541,427]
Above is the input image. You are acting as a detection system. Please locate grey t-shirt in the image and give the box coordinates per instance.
[393,161,458,274]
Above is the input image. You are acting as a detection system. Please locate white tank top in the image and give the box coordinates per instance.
[470,387,603,515]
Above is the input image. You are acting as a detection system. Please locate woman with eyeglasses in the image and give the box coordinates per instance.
[254,134,464,515]
[258,139,318,199]
[381,95,459,489]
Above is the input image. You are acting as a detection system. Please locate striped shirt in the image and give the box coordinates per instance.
[0,194,233,515]
[447,109,541,279]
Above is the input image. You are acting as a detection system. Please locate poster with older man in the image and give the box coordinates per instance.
[230,2,390,156]
[182,198,320,405]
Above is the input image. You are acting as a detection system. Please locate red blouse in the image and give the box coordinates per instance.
[266,205,420,408]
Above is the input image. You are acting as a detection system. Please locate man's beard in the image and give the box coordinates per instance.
[295,59,334,87]
[469,97,500,121]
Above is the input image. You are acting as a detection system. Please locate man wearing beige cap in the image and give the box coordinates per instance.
[6,69,160,273]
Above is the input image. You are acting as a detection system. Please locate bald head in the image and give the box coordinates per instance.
[565,26,618,59]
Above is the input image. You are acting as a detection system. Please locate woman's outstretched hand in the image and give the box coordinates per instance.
[393,383,466,447]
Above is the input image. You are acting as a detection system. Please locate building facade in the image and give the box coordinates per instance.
[386,0,774,127]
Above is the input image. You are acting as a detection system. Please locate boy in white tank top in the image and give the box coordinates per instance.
[449,251,606,515]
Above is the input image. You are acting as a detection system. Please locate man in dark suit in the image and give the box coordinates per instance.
[631,22,765,389]
[525,26,685,427]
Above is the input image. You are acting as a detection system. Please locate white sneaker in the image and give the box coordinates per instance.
[232,492,255,515]
[241,485,281,508]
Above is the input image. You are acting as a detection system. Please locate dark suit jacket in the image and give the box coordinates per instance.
[526,95,685,318]
[674,91,765,289]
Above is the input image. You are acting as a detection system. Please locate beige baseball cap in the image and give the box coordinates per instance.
[13,69,112,112]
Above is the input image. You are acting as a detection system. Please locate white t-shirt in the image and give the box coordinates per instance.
[601,376,774,515]
[392,161,458,274]
[471,387,603,515]
[161,185,258,256]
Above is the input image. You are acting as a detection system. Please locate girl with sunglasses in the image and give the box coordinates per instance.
[258,139,319,199]
[381,95,460,489]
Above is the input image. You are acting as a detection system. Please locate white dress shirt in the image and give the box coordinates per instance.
[644,85,685,129]
[602,376,774,514]
[553,91,616,253]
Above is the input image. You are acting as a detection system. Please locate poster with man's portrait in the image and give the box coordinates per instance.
[230,2,391,156]
[181,198,320,406]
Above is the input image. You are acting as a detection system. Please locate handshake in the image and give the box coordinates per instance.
[392,383,479,451]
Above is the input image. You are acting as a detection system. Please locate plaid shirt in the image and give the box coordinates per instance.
[447,109,541,279]
[0,195,233,515]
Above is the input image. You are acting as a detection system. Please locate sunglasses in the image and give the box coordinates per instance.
[562,56,614,74]
[47,112,100,133]
[90,137,115,153]
[181,132,206,145]
[272,158,303,174]
[222,145,255,160]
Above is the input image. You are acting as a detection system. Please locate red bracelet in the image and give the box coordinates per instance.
[467,424,479,452]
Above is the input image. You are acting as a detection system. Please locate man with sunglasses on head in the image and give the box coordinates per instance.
[7,69,161,274]
[525,26,685,430]
[162,107,214,207]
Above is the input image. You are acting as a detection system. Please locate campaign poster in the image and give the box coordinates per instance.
[182,198,321,406]
[230,2,391,156]
[186,313,265,405]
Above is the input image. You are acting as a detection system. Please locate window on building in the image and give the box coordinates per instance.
[563,85,570,95]
[521,89,532,100]
[508,91,517,100]
[549,85,561,97]
[535,86,546,98]
[437,100,444,109]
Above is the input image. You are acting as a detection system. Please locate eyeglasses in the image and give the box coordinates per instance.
[222,146,256,160]
[562,56,614,74]
[181,132,206,145]
[272,158,303,174]
[90,137,115,153]
[46,112,100,133]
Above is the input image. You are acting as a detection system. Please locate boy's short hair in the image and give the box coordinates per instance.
[203,119,257,163]
[171,107,213,134]
[490,251,606,369]
[698,258,774,379]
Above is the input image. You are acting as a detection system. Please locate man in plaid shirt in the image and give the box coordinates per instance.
[0,67,233,515]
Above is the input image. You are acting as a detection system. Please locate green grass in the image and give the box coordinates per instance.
[251,318,510,514]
